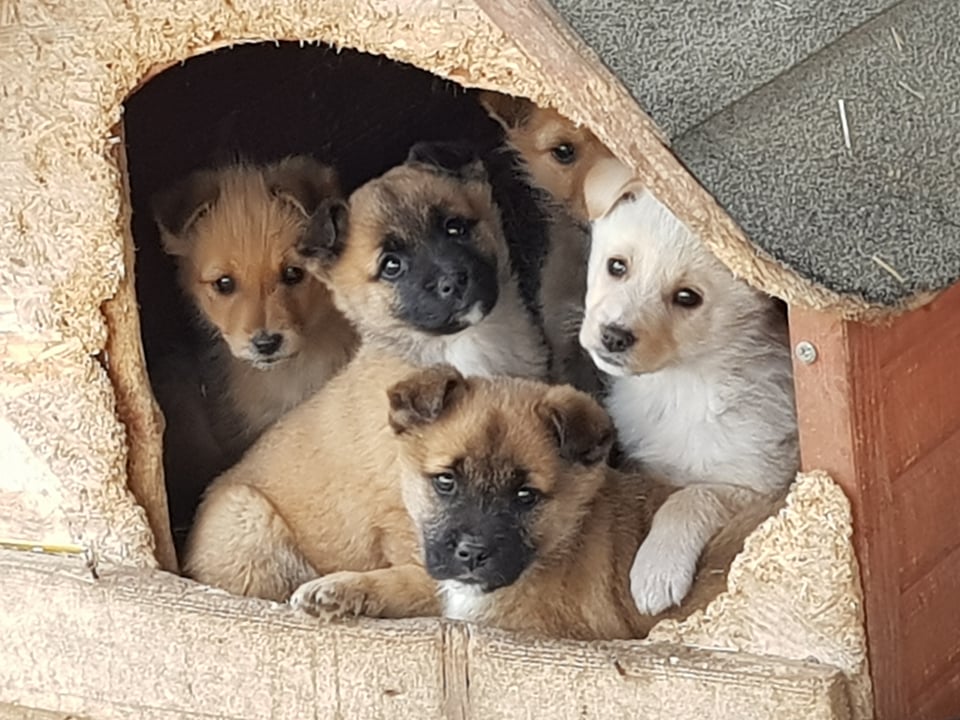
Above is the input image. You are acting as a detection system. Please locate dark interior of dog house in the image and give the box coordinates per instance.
[123,42,553,554]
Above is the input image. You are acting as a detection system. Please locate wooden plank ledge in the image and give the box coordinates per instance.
[0,551,853,720]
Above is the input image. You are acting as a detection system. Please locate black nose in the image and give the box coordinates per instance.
[432,270,470,300]
[454,538,490,571]
[252,332,283,356]
[600,324,636,353]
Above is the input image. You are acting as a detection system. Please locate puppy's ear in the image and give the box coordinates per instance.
[265,156,341,217]
[406,141,487,184]
[538,385,614,466]
[478,90,534,130]
[151,171,221,257]
[583,157,639,221]
[388,365,468,434]
[297,199,349,274]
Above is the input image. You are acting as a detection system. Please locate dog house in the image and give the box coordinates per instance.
[1,1,957,718]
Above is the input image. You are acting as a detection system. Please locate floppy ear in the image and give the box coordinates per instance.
[406,141,488,184]
[478,90,534,130]
[538,385,614,466]
[151,170,221,257]
[388,365,468,434]
[297,198,349,274]
[265,156,341,217]
[583,156,640,221]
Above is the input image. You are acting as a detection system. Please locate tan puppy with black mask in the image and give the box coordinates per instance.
[480,91,615,393]
[298,141,548,380]
[388,366,670,640]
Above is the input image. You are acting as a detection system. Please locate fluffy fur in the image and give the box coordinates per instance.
[579,166,799,615]
[182,348,436,611]
[183,143,551,603]
[151,158,358,541]
[297,141,548,380]
[480,91,616,393]
[183,350,778,637]
[393,368,670,640]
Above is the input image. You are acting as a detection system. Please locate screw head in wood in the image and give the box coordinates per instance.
[794,341,818,365]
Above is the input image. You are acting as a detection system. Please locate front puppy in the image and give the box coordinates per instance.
[297,142,548,380]
[392,370,670,640]
[480,90,616,392]
[150,157,358,541]
[579,168,799,615]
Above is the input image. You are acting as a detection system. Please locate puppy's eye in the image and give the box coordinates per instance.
[514,486,541,508]
[444,217,470,237]
[550,143,576,165]
[281,266,305,286]
[673,288,703,308]
[379,253,406,280]
[606,257,628,278]
[213,276,235,295]
[432,472,457,496]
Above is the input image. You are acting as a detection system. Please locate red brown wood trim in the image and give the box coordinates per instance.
[789,280,960,720]
[790,307,902,720]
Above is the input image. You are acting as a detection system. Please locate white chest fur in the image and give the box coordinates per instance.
[606,355,798,494]
[418,280,548,380]
[439,581,491,622]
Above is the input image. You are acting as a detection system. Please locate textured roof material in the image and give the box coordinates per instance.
[554,0,960,306]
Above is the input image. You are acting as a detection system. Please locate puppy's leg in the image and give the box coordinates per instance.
[290,565,440,620]
[183,483,316,601]
[630,484,757,615]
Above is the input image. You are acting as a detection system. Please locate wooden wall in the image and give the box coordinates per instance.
[791,281,960,720]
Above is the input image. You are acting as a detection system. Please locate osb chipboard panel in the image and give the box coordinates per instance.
[0,704,91,720]
[0,550,852,720]
[648,472,872,718]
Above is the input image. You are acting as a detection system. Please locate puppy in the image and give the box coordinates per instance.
[182,348,439,610]
[579,163,799,616]
[480,91,615,392]
[296,141,548,380]
[479,91,615,220]
[151,158,358,540]
[391,367,673,640]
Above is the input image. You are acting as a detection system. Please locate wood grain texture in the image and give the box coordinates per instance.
[0,551,852,720]
[790,279,960,720]
[0,704,89,720]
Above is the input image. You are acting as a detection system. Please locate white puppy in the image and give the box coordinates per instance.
[580,160,799,615]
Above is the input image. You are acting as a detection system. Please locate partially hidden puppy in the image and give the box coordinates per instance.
[579,159,799,615]
[297,141,548,380]
[151,158,358,541]
[480,91,616,393]
[479,91,615,221]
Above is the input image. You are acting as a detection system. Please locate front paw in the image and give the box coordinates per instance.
[290,572,370,620]
[629,540,697,616]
